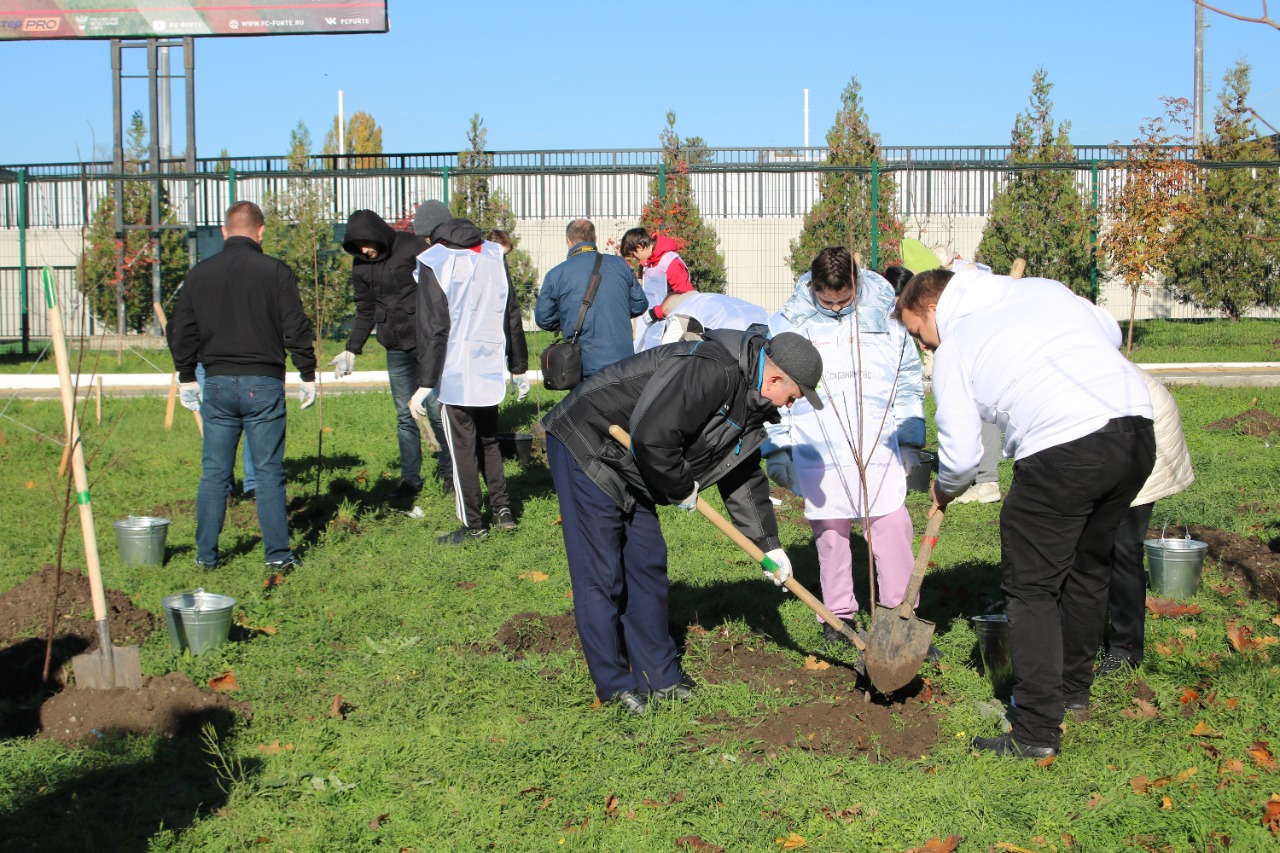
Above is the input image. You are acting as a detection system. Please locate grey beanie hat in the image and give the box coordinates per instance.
[766,332,825,410]
[412,200,452,239]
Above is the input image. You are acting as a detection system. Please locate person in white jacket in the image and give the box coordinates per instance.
[763,247,926,647]
[1097,370,1194,675]
[634,291,770,352]
[895,261,1155,759]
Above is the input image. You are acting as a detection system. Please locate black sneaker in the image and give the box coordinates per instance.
[651,676,696,703]
[609,689,648,716]
[397,478,423,496]
[971,733,1058,759]
[1095,651,1135,676]
[436,527,488,546]
[493,507,517,531]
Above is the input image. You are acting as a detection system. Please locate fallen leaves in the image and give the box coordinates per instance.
[1226,622,1277,656]
[1146,597,1203,618]
[1086,792,1105,808]
[676,837,725,853]
[906,836,960,853]
[518,571,550,583]
[1250,741,1278,772]
[775,833,806,850]
[455,581,476,590]
[604,792,618,817]
[1191,721,1223,738]
[256,740,294,754]
[820,804,863,822]
[328,694,346,720]
[802,655,830,671]
[1265,795,1280,836]
[208,671,240,692]
[1122,697,1159,719]
[368,813,389,829]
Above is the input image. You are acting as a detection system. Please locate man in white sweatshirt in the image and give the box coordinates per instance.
[894,260,1155,759]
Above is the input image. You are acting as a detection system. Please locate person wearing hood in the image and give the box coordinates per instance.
[409,217,529,545]
[634,290,769,352]
[895,261,1155,759]
[620,227,694,352]
[334,203,450,500]
[763,247,926,649]
[541,328,823,715]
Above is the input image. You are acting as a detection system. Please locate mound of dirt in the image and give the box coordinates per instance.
[487,612,944,761]
[39,671,251,745]
[1205,407,1280,439]
[1154,524,1280,605]
[0,563,156,648]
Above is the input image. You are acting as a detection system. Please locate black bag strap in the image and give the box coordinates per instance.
[568,252,605,345]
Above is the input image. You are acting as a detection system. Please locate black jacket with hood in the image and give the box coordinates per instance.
[343,210,424,353]
[415,218,529,389]
[541,328,782,551]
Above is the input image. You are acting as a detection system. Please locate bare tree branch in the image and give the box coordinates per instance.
[1194,0,1280,31]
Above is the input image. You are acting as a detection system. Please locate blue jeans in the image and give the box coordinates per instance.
[196,363,255,491]
[385,348,423,488]
[196,375,292,565]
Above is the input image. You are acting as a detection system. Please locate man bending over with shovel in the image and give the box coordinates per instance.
[895,260,1153,758]
[541,329,824,715]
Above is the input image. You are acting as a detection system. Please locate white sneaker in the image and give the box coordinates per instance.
[953,481,1001,504]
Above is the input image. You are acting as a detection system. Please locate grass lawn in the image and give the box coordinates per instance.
[0,384,1278,851]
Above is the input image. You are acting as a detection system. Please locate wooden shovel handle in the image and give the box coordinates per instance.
[1010,258,1026,280]
[896,511,944,619]
[607,425,865,651]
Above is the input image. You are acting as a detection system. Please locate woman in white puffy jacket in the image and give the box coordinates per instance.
[763,247,926,643]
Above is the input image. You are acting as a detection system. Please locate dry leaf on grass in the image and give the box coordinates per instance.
[1161,795,1173,810]
[906,836,961,853]
[455,582,476,590]
[368,813,389,829]
[1122,697,1158,719]
[1086,792,1104,808]
[1146,597,1202,618]
[256,741,293,754]
[328,694,345,719]
[208,671,240,692]
[1177,766,1199,783]
[1035,755,1056,768]
[1265,796,1280,836]
[604,793,618,817]
[992,844,1036,853]
[1249,741,1278,771]
[1180,688,1201,704]
[676,837,725,853]
[802,655,830,671]
[519,571,550,583]
[1191,721,1223,738]
[775,833,806,850]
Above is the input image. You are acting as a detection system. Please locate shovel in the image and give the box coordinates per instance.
[862,510,945,694]
[607,426,867,656]
[44,267,144,690]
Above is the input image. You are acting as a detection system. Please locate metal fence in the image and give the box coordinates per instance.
[3,151,1278,342]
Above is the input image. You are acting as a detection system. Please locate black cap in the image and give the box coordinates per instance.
[766,332,824,410]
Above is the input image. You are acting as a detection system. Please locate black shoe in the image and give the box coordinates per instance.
[609,690,648,716]
[651,676,696,703]
[924,644,943,663]
[493,507,518,531]
[240,488,256,502]
[1095,651,1134,676]
[442,481,456,497]
[436,527,488,545]
[971,733,1058,759]
[397,478,423,496]
[1064,697,1091,721]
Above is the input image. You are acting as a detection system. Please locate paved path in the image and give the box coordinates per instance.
[0,363,1277,401]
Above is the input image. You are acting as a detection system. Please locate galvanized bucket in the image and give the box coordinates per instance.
[972,614,1013,701]
[113,516,171,567]
[1144,531,1208,600]
[162,588,236,655]
[905,450,939,494]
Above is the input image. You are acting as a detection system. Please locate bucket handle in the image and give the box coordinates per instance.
[1160,519,1191,542]
[128,514,158,528]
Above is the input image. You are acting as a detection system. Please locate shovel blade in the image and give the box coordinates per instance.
[863,608,935,694]
[72,645,143,690]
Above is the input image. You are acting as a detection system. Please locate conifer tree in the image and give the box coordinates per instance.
[976,69,1096,294]
[639,111,727,293]
[79,111,189,332]
[788,76,901,278]
[322,110,386,169]
[1165,60,1280,319]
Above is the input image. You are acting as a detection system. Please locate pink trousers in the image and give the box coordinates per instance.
[810,504,915,622]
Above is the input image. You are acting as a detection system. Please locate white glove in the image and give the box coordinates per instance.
[178,381,202,412]
[675,482,699,511]
[329,350,355,379]
[763,548,793,586]
[765,451,796,491]
[409,387,432,419]
[511,373,530,402]
[298,381,317,410]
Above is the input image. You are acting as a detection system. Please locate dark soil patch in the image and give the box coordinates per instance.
[0,564,248,742]
[486,613,943,761]
[39,672,251,745]
[1205,407,1280,439]
[1147,524,1280,606]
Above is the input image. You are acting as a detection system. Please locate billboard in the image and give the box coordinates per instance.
[0,1,388,40]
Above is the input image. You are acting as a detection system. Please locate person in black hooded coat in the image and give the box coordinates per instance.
[334,209,431,496]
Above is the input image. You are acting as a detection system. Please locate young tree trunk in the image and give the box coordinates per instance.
[1127,284,1138,356]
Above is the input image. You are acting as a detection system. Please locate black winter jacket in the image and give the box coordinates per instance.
[343,210,424,353]
[542,328,782,551]
[415,218,529,388]
[168,236,316,383]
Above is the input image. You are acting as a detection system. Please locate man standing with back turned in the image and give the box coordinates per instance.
[169,201,317,574]
[894,260,1154,759]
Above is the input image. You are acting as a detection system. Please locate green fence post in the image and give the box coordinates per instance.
[658,163,667,199]
[870,159,880,270]
[1090,159,1099,304]
[442,166,449,207]
[228,167,237,204]
[18,168,28,354]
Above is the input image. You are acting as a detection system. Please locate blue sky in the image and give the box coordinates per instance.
[2,0,1278,164]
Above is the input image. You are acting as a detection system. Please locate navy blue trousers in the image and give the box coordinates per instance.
[547,435,682,700]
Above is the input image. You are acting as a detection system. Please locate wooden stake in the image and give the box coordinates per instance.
[95,376,103,424]
[165,373,178,430]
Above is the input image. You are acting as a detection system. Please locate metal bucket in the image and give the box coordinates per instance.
[905,450,938,493]
[496,432,533,464]
[113,516,171,567]
[162,588,236,655]
[1144,536,1208,599]
[972,614,1013,701]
